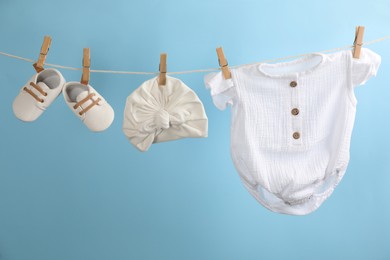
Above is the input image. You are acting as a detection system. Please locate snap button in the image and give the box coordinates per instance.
[290,81,297,88]
[291,108,300,116]
[293,132,301,139]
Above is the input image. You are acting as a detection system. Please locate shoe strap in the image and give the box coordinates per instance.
[23,82,47,103]
[73,93,101,115]
[79,98,101,115]
[30,82,48,96]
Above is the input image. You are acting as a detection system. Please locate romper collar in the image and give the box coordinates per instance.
[257,52,326,78]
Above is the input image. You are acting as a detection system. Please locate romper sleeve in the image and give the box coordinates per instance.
[351,48,381,86]
[204,71,236,110]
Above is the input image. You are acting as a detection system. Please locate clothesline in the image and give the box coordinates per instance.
[1,36,390,75]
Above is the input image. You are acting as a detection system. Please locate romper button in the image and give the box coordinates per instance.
[290,81,297,88]
[291,108,300,116]
[293,132,301,139]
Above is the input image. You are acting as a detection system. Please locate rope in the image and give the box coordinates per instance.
[1,36,389,75]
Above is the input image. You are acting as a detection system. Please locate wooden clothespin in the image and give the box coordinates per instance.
[353,26,365,59]
[216,47,231,79]
[81,48,90,85]
[159,53,167,86]
[33,36,52,73]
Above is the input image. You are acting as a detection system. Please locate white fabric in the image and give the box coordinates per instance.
[13,68,65,122]
[205,48,381,215]
[62,82,114,132]
[123,76,208,152]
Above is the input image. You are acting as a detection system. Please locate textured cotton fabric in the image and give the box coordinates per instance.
[205,48,381,215]
[123,76,208,152]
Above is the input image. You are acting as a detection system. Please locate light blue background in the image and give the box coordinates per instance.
[0,0,389,259]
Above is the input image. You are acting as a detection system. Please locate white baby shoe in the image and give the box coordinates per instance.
[13,68,65,122]
[62,82,114,132]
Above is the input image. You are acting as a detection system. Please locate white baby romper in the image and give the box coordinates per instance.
[205,48,381,215]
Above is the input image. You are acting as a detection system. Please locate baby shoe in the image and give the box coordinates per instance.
[62,82,114,132]
[13,68,65,122]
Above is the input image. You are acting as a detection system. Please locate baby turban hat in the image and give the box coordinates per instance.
[123,76,208,152]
